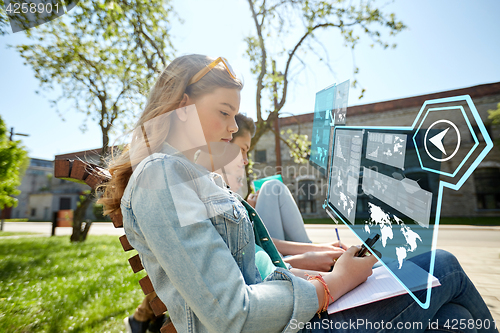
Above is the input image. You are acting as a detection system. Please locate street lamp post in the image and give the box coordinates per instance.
[9,127,30,141]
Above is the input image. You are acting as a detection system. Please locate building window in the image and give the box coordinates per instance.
[475,168,500,210]
[254,150,267,163]
[59,197,71,210]
[298,179,317,214]
[31,208,36,217]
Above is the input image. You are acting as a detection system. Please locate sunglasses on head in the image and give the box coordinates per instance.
[188,57,237,86]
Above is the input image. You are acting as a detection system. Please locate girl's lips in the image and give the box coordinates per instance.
[221,139,231,143]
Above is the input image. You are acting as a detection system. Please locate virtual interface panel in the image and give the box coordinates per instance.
[322,95,493,309]
[310,80,350,173]
[328,128,439,266]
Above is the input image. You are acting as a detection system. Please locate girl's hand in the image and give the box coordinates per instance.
[314,241,348,252]
[247,191,259,208]
[325,246,379,301]
[284,251,343,272]
[330,241,348,250]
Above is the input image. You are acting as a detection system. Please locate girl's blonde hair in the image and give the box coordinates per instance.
[98,54,243,216]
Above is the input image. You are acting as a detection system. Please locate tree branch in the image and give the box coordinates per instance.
[247,0,267,123]
[136,16,167,70]
[278,22,345,110]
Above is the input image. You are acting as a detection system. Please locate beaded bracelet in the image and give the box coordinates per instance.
[306,273,334,317]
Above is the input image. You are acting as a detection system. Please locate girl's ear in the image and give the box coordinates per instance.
[176,93,191,122]
[179,93,190,108]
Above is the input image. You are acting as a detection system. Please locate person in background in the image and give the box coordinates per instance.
[231,113,345,271]
[237,114,312,243]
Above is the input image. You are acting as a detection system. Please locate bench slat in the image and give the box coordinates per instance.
[128,254,144,273]
[160,322,177,333]
[85,173,103,190]
[139,276,155,295]
[110,211,123,228]
[70,160,89,181]
[54,159,72,178]
[150,296,167,317]
[119,235,134,251]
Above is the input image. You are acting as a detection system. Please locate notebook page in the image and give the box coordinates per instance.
[328,260,440,314]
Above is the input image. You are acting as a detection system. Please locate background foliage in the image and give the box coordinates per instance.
[0,116,29,210]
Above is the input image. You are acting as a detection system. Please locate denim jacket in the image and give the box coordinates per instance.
[121,146,318,333]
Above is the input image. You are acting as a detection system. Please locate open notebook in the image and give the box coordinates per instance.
[328,260,440,314]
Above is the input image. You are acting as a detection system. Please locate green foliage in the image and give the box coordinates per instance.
[0,116,29,209]
[487,103,500,125]
[281,128,311,164]
[0,231,38,236]
[0,0,8,35]
[12,0,177,157]
[0,235,145,332]
[93,203,106,220]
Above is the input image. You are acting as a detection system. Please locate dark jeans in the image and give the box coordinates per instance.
[305,250,498,333]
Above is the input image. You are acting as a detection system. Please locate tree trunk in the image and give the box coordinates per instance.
[70,191,94,242]
[70,122,107,242]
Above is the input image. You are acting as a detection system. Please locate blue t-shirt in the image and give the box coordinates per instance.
[255,244,277,280]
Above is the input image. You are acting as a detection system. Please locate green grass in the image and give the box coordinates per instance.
[0,236,146,333]
[0,231,40,237]
[304,217,500,226]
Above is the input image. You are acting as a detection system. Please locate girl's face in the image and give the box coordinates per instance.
[224,129,251,193]
[193,87,241,145]
[231,130,251,166]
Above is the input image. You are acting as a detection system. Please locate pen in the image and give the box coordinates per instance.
[335,228,341,248]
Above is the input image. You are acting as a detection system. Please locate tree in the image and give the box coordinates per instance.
[488,103,500,124]
[0,116,29,210]
[244,0,406,165]
[14,0,177,241]
[0,0,8,35]
[487,103,500,147]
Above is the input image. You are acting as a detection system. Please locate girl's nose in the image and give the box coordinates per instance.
[229,118,238,133]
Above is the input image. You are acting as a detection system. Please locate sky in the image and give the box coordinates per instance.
[1,0,499,160]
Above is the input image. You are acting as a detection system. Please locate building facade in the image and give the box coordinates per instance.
[252,82,500,219]
[7,156,97,221]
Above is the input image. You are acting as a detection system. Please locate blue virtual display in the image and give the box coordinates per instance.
[310,80,350,173]
[312,87,494,309]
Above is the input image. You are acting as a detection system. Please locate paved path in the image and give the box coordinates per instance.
[2,222,500,322]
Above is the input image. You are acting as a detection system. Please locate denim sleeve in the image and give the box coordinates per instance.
[129,157,319,333]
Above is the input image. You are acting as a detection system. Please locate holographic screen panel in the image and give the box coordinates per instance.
[310,80,350,174]
[320,95,493,309]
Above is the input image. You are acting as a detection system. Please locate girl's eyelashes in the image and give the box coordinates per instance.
[220,111,230,117]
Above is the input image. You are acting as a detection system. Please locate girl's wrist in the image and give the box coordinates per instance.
[323,271,347,303]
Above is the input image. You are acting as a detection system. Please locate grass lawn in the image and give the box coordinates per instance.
[0,231,41,237]
[304,216,500,226]
[0,235,146,333]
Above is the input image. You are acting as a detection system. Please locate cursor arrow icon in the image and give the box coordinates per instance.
[429,127,449,155]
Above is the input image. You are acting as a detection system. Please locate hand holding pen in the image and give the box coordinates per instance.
[356,234,382,258]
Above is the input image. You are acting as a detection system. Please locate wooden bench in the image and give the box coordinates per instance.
[54,159,177,333]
